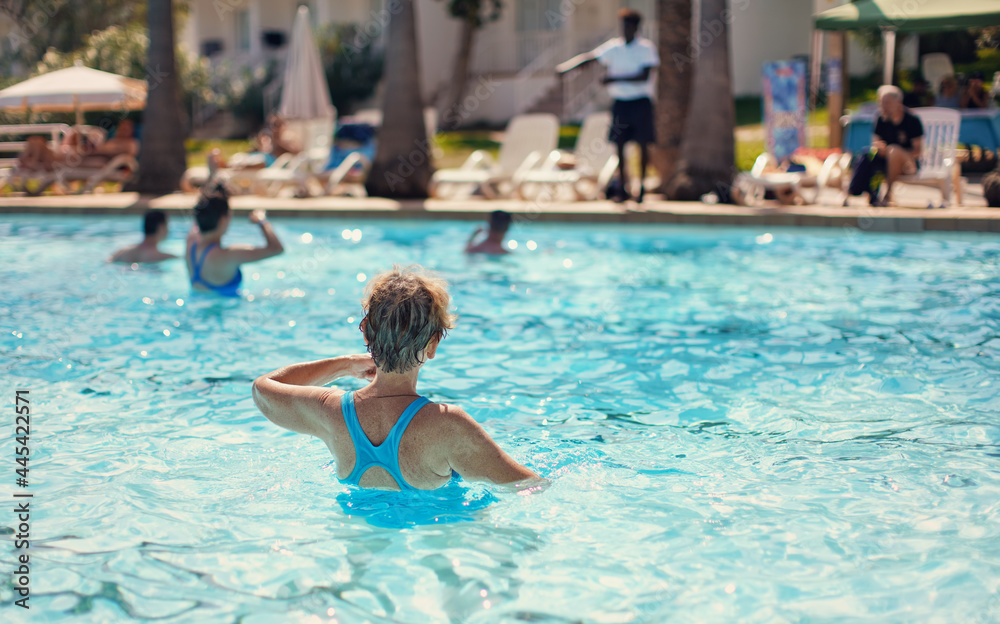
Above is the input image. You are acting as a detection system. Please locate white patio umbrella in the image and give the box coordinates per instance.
[277,5,336,151]
[0,61,147,125]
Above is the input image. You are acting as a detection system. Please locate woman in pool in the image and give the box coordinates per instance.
[252,266,540,490]
[186,185,284,297]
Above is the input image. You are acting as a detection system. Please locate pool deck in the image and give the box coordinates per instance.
[1,188,998,233]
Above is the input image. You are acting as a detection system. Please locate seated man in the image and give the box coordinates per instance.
[185,184,284,297]
[109,210,177,263]
[253,266,541,490]
[849,85,923,206]
[465,210,512,255]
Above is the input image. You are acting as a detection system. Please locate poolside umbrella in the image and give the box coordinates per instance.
[277,5,336,150]
[814,0,1000,84]
[0,61,147,125]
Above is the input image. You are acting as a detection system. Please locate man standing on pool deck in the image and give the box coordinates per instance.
[556,9,659,204]
[253,266,541,490]
[109,210,177,263]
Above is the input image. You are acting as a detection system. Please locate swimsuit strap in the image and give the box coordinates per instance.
[341,391,430,491]
[189,242,217,283]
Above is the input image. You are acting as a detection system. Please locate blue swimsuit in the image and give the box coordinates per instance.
[339,391,431,491]
[189,242,242,297]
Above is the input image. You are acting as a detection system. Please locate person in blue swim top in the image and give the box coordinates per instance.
[185,184,284,296]
[253,265,541,490]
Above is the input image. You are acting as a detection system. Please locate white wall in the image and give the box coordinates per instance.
[728,0,813,96]
[415,0,462,105]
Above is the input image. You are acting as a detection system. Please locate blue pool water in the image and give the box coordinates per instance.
[1,215,999,623]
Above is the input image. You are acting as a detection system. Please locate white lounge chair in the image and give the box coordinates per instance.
[324,151,371,197]
[430,113,559,199]
[516,111,618,201]
[58,153,139,193]
[733,153,816,205]
[735,150,853,206]
[897,107,962,207]
[181,151,299,195]
[253,147,331,197]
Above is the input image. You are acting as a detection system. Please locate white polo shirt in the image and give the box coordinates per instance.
[594,36,659,101]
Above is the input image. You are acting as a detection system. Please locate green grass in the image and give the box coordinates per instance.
[185,139,254,167]
[179,108,827,178]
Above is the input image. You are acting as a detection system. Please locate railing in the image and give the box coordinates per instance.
[561,30,616,122]
[562,61,606,122]
[476,30,564,75]
[513,35,568,116]
[0,123,71,168]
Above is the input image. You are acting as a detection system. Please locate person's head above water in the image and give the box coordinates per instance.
[194,183,231,234]
[489,210,512,236]
[619,8,642,42]
[143,210,168,241]
[360,265,457,374]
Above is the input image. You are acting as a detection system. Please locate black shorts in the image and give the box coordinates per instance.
[609,97,656,145]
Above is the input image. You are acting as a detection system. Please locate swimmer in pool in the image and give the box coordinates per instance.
[253,265,541,490]
[465,210,512,255]
[109,210,177,263]
[186,184,284,297]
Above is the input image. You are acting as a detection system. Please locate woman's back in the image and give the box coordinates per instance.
[253,267,540,491]
[329,391,453,491]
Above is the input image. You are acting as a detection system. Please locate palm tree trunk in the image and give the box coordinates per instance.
[365,0,434,198]
[440,16,477,131]
[666,0,735,201]
[652,0,693,193]
[130,0,186,195]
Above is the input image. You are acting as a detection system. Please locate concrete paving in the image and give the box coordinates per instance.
[0,182,996,233]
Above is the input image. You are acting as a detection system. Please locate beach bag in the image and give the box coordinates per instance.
[848,150,885,199]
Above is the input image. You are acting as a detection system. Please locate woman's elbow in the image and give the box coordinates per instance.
[251,376,273,413]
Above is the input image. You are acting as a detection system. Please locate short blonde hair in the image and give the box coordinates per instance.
[361,265,456,373]
[877,85,903,102]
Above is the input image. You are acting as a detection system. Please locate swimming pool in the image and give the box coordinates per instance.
[2,215,999,623]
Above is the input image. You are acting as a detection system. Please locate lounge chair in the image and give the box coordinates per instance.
[181,151,298,195]
[59,153,139,193]
[733,153,816,205]
[897,107,962,207]
[735,150,852,206]
[430,113,559,199]
[516,111,618,201]
[252,147,331,197]
[321,152,370,197]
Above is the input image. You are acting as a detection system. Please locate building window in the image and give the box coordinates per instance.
[517,0,564,32]
[236,9,251,52]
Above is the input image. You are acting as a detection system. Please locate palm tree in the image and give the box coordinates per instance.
[666,0,735,201]
[438,0,502,130]
[366,0,433,198]
[653,0,693,193]
[131,0,186,194]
